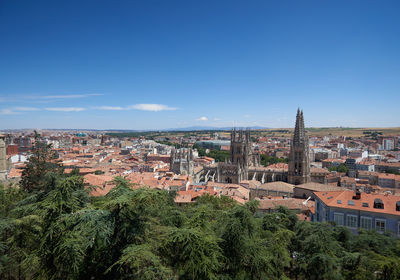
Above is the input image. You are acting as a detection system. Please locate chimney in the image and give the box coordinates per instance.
[353,189,361,200]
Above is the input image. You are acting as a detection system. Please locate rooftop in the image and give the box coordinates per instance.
[315,190,400,216]
[295,182,342,192]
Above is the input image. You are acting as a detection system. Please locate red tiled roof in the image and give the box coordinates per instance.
[378,173,400,180]
[315,190,400,216]
[84,174,114,187]
[8,168,23,178]
[257,197,314,211]
[266,163,288,170]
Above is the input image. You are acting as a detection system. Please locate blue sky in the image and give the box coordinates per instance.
[0,0,399,130]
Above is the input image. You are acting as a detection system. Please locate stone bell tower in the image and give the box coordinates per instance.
[288,109,310,185]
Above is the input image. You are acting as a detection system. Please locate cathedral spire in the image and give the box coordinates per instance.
[288,108,310,185]
[293,108,304,145]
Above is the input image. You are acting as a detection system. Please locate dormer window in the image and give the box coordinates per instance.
[374,198,384,209]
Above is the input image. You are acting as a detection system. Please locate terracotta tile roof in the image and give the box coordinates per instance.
[378,173,400,180]
[310,167,330,174]
[231,196,246,205]
[358,171,379,176]
[175,194,194,203]
[257,197,314,211]
[126,172,189,189]
[65,168,97,175]
[315,190,400,216]
[89,183,116,196]
[266,163,288,170]
[295,182,342,192]
[84,174,114,187]
[322,158,345,163]
[8,168,23,178]
[376,162,400,167]
[219,185,250,200]
[175,188,218,203]
[240,180,262,189]
[256,181,295,193]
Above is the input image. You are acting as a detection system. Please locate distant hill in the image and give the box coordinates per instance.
[164,126,269,131]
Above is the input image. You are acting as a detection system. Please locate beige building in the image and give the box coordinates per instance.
[0,136,7,180]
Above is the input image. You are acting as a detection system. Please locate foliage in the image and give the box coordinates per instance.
[155,140,182,149]
[329,163,349,173]
[260,154,288,167]
[1,155,400,279]
[20,131,63,192]
[194,144,230,162]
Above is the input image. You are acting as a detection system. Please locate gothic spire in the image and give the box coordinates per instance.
[288,108,310,185]
[293,108,303,145]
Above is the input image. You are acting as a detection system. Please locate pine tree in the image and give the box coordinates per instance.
[20,131,63,192]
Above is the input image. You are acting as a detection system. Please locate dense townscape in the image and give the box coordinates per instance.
[1,110,400,279]
[2,0,400,279]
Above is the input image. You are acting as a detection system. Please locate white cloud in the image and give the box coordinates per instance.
[45,107,86,112]
[38,93,103,99]
[14,107,40,111]
[129,104,177,112]
[94,106,125,111]
[213,117,221,121]
[0,109,20,115]
[196,116,208,121]
[0,107,41,115]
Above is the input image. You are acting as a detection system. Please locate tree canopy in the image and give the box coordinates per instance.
[1,150,400,279]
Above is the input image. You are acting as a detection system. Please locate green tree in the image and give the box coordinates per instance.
[20,131,63,192]
[293,222,343,280]
[109,244,173,280]
[161,227,222,279]
[329,164,348,173]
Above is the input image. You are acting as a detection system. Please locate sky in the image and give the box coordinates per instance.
[0,0,399,130]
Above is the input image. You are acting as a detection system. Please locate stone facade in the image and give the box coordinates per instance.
[203,110,312,186]
[230,128,260,168]
[0,136,7,180]
[214,128,260,184]
[170,147,194,176]
[288,109,310,185]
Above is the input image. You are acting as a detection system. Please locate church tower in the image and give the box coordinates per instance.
[170,147,194,176]
[288,109,310,185]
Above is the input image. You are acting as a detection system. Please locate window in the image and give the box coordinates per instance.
[334,213,344,226]
[360,216,372,230]
[375,219,386,232]
[398,223,400,236]
[347,215,358,228]
[374,199,384,209]
[325,210,329,222]
[320,206,326,222]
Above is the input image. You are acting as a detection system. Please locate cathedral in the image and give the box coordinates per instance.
[215,128,260,183]
[203,109,322,185]
[170,147,194,176]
